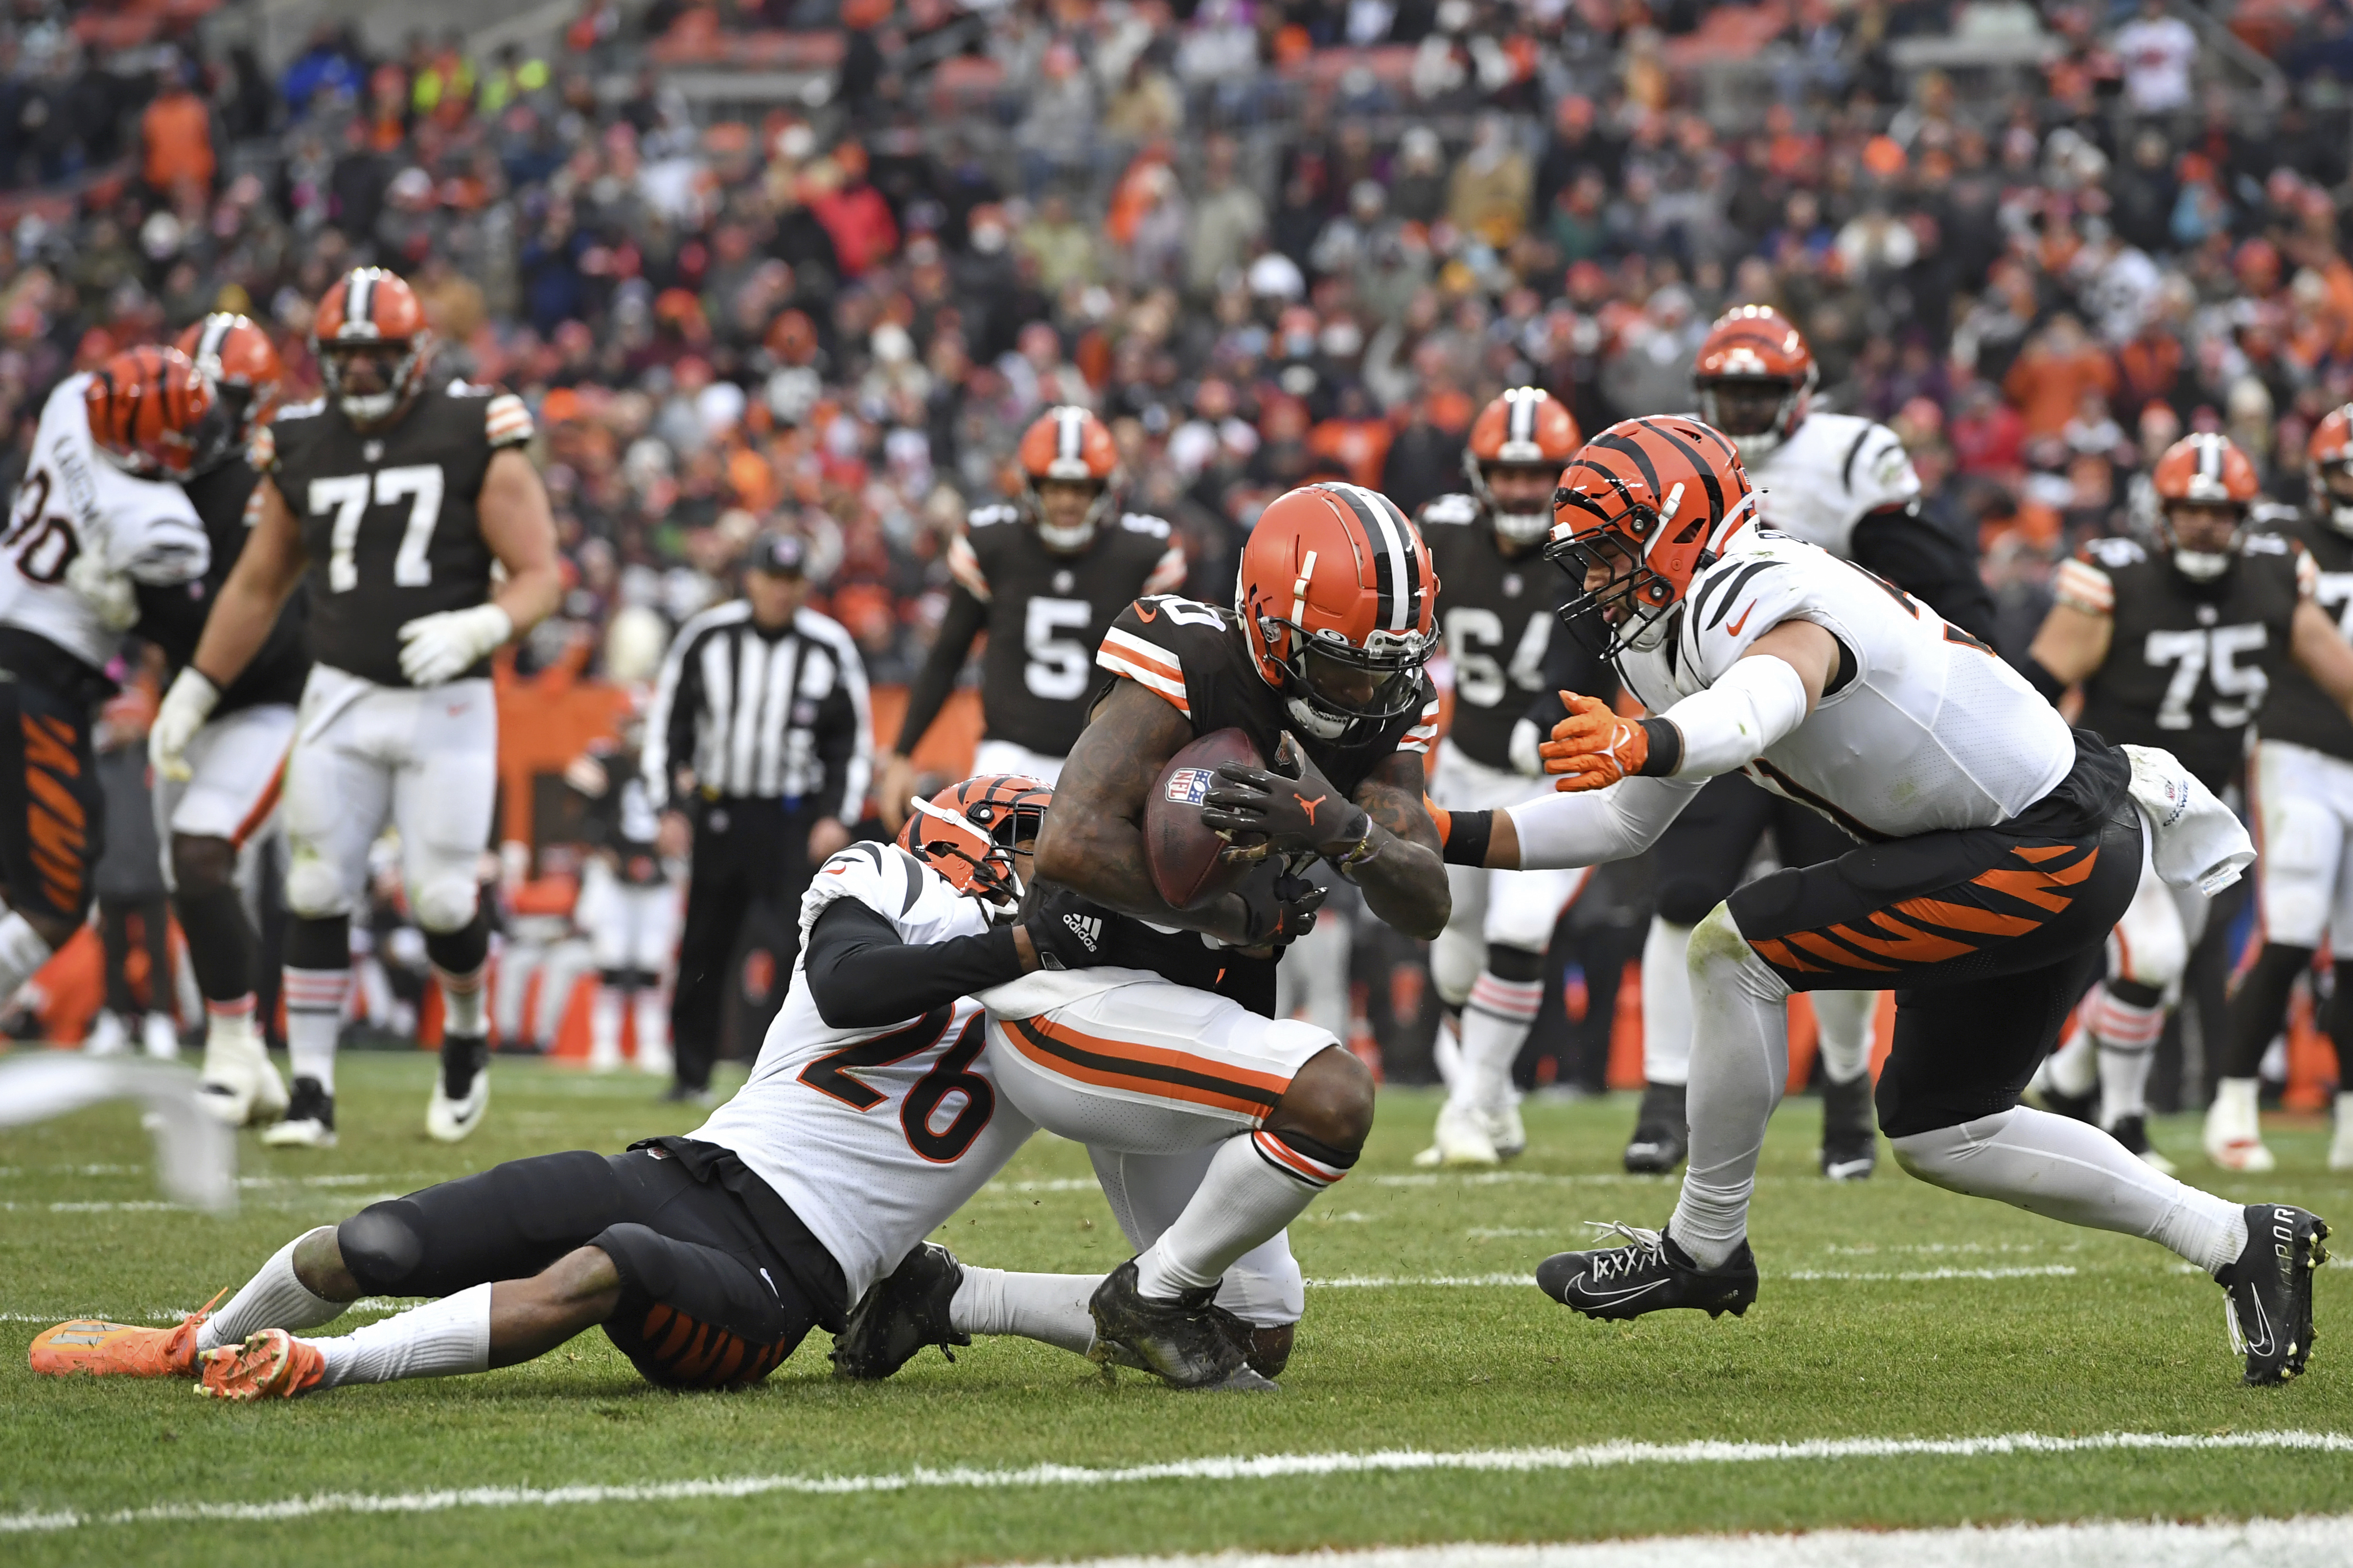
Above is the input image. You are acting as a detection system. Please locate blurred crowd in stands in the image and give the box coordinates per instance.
[6,0,2353,1079]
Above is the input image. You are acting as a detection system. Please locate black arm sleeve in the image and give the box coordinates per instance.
[801,898,1026,1029]
[1849,503,2000,646]
[893,587,987,754]
[664,632,706,797]
[807,676,858,823]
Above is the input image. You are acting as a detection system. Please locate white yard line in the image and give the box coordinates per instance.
[4,1432,2348,1536]
[1305,1267,2080,1287]
[1001,1515,2353,1568]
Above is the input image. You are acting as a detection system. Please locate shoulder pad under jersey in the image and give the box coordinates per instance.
[1118,511,1172,539]
[1417,493,1482,527]
[967,503,1022,528]
[799,839,941,941]
[1679,548,1816,684]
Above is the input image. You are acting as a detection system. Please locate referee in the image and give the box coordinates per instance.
[644,533,872,1101]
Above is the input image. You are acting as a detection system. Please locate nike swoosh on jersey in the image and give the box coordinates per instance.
[1725,601,1756,637]
[1134,600,1159,622]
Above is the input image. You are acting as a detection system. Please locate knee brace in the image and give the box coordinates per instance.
[594,1222,813,1389]
[411,873,482,935]
[169,834,238,900]
[284,849,356,919]
[1483,943,1545,985]
[337,1203,426,1296]
[423,905,491,976]
[284,914,350,972]
[1431,921,1483,1009]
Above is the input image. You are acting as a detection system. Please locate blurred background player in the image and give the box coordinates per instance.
[2216,409,2353,1173]
[1619,308,1996,1179]
[1415,387,1608,1166]
[643,531,870,1102]
[876,406,1184,817]
[0,347,212,1014]
[2024,432,2353,1171]
[151,266,560,1148]
[85,675,178,1060]
[564,714,675,1079]
[132,313,306,1126]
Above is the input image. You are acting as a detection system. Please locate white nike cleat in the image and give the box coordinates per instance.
[426,1034,489,1143]
[140,1012,181,1060]
[83,1010,129,1058]
[197,1020,287,1127]
[1480,1097,1526,1160]
[2204,1078,2275,1174]
[1416,1095,1501,1168]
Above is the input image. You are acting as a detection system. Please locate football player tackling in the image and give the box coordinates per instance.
[1437,416,2326,1386]
[149,267,561,1146]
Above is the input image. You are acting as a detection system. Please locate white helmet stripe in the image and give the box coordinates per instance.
[1508,388,1535,445]
[1349,483,1416,633]
[345,270,373,331]
[1057,406,1082,463]
[197,314,234,363]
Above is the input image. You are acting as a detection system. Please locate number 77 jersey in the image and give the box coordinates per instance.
[256,379,533,689]
[687,840,1038,1306]
[2065,531,2311,793]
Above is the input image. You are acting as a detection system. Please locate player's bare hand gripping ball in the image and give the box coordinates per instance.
[1202,733,1370,861]
[397,604,514,687]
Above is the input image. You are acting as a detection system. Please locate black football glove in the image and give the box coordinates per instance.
[1022,883,1119,971]
[1231,864,1328,949]
[1201,732,1370,863]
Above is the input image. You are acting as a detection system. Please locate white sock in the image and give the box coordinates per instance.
[2097,1044,2156,1126]
[198,1233,350,1351]
[633,988,669,1067]
[2210,1075,2261,1130]
[438,965,488,1037]
[1812,989,1877,1085]
[2046,1018,2098,1098]
[203,996,258,1051]
[310,1282,493,1388]
[949,1267,1098,1355]
[1135,1132,1333,1299]
[283,967,350,1093]
[1459,966,1542,1109]
[589,987,623,1067]
[1891,1106,2247,1273]
[0,910,53,1002]
[1640,916,1695,1086]
[1667,907,1790,1270]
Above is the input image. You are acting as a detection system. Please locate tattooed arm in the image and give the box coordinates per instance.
[1033,678,1263,944]
[1345,748,1451,940]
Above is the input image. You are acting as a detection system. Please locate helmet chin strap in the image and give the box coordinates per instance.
[2172,549,2233,582]
[1035,519,1096,551]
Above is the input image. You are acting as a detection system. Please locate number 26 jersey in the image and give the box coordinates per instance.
[256,380,534,688]
[2064,532,2310,792]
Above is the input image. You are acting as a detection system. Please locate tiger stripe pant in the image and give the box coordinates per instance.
[0,672,102,925]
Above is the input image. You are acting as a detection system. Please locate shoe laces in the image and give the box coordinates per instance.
[2224,1293,2249,1358]
[1580,1220,1665,1281]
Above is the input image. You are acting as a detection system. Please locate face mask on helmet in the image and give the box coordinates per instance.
[2160,500,2245,583]
[2319,461,2353,536]
[896,777,1053,907]
[1546,482,1753,660]
[1475,462,1560,548]
[1031,475,1113,552]
[1696,378,1802,463]
[1263,622,1434,742]
[320,341,421,426]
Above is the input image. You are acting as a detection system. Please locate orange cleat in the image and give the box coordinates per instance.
[29,1290,226,1379]
[195,1329,325,1401]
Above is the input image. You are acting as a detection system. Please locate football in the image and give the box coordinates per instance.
[1144,726,1264,909]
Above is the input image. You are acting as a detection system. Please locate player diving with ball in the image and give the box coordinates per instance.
[1431,415,2328,1386]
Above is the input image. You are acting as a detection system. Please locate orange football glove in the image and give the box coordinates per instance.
[1538,692,1650,792]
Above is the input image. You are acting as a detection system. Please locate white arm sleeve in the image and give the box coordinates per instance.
[1504,775,1704,870]
[1658,653,1811,778]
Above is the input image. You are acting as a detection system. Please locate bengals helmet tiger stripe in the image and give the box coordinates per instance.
[1236,482,1438,740]
[897,773,1054,905]
[174,312,284,465]
[1693,305,1816,463]
[83,345,219,480]
[1016,406,1121,551]
[312,267,434,428]
[2310,405,2353,536]
[1464,387,1582,547]
[2150,432,2260,582]
[1543,415,1757,658]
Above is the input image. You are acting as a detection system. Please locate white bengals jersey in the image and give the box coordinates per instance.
[1747,411,1921,560]
[688,840,1035,1303]
[0,374,207,669]
[1616,528,2074,841]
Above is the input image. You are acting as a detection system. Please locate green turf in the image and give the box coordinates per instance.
[2,1048,2346,1567]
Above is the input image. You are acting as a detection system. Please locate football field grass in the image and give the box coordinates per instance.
[2,1049,2347,1567]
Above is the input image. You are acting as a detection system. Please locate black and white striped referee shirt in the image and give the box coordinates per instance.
[642,601,873,821]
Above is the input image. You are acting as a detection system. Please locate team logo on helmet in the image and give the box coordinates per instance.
[1235,482,1438,741]
[84,345,219,480]
[1464,387,1582,547]
[1544,415,1756,658]
[896,773,1054,905]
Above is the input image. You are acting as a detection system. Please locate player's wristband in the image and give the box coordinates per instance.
[1634,717,1684,777]
[1437,808,1494,868]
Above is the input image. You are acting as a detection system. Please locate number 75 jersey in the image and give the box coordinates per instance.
[2066,532,2310,792]
[256,380,534,688]
[687,841,1037,1305]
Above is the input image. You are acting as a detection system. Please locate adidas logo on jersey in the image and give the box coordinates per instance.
[1063,912,1103,953]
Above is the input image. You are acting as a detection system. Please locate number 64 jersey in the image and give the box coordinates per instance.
[2064,532,2311,792]
[688,841,1037,1305]
[255,379,532,689]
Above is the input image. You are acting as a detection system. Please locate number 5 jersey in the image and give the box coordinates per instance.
[2062,531,2310,792]
[255,379,533,688]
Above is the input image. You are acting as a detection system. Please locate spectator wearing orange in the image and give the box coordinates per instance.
[1308,384,1393,489]
[140,66,215,199]
[2002,314,2119,438]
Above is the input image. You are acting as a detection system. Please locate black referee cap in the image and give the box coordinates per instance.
[745,531,806,577]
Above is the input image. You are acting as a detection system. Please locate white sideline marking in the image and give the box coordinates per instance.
[4,1432,2348,1535]
[1304,1267,2079,1289]
[1001,1515,2353,1568]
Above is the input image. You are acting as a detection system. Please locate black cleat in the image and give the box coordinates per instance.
[1623,1081,1688,1174]
[831,1241,969,1380]
[2217,1204,2329,1387]
[1537,1223,1758,1322]
[260,1076,336,1148]
[2030,1081,2097,1124]
[1818,1071,1878,1180]
[1089,1259,1276,1390]
[1209,1307,1293,1379]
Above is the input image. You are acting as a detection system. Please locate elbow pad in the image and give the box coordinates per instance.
[1659,656,1811,777]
